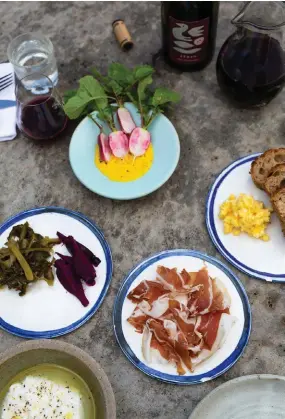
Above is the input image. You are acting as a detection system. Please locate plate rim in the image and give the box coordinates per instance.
[113,249,251,385]
[0,206,113,339]
[69,106,180,200]
[205,152,285,282]
[188,373,285,418]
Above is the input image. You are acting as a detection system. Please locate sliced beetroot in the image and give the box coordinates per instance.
[56,252,96,286]
[98,132,112,162]
[56,232,96,285]
[57,232,76,254]
[55,258,89,307]
[57,232,101,267]
[56,253,73,264]
[83,277,96,286]
[72,239,96,285]
[79,245,101,267]
[109,131,129,158]
[129,127,151,157]
[117,107,136,135]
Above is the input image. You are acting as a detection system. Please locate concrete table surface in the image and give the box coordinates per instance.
[1,2,285,418]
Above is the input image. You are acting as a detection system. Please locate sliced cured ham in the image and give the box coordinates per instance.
[150,334,186,375]
[147,319,192,375]
[156,266,194,293]
[192,313,236,366]
[187,270,231,317]
[163,319,178,340]
[170,309,201,351]
[142,325,153,362]
[195,311,223,350]
[138,296,169,318]
[127,265,234,375]
[156,266,185,291]
[127,280,170,305]
[127,307,150,333]
[210,277,231,313]
[162,318,191,350]
[162,300,201,350]
[174,341,193,374]
[187,268,213,316]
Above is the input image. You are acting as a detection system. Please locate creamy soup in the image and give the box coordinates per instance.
[0,364,96,419]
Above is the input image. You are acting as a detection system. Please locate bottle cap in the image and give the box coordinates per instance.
[112,19,134,52]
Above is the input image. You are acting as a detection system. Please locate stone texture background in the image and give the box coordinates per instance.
[1,2,285,418]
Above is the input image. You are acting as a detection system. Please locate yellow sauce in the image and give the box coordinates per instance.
[95,144,154,182]
[219,193,271,241]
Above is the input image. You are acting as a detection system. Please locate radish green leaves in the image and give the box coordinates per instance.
[63,63,181,128]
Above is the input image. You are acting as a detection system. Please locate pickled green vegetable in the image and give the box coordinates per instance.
[0,223,59,296]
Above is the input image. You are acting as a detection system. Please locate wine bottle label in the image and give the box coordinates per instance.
[168,16,209,64]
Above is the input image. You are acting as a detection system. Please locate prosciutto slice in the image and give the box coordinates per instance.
[127,307,150,333]
[192,313,235,366]
[127,265,234,374]
[210,277,231,313]
[127,280,170,305]
[151,334,186,375]
[147,319,192,375]
[187,268,213,316]
[163,300,201,351]
[138,296,169,319]
[195,311,223,350]
[156,266,197,293]
[187,269,231,316]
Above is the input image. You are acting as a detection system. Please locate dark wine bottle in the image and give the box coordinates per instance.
[161,1,219,71]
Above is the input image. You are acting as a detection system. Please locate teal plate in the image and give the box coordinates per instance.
[69,103,180,200]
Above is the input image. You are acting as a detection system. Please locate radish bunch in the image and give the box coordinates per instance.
[63,64,181,163]
[98,107,151,162]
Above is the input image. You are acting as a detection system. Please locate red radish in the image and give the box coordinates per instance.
[129,127,151,157]
[98,132,112,162]
[109,131,129,158]
[117,107,136,134]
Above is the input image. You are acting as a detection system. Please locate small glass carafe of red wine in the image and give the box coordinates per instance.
[16,73,67,140]
[216,1,285,108]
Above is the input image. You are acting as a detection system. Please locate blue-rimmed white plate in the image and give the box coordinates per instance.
[113,249,251,385]
[0,207,112,339]
[206,153,285,282]
[69,103,180,200]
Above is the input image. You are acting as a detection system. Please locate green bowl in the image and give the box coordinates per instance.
[0,339,116,418]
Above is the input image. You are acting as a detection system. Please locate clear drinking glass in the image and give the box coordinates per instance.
[16,73,67,140]
[7,33,58,88]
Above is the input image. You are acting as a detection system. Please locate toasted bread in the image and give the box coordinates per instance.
[264,164,285,195]
[271,187,285,232]
[251,148,285,190]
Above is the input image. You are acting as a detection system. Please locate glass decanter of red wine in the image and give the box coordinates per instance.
[216,1,285,108]
[16,73,67,140]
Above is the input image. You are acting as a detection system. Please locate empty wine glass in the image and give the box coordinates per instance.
[16,73,67,140]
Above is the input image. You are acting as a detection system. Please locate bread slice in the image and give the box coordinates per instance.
[271,187,285,232]
[264,164,285,195]
[251,148,285,190]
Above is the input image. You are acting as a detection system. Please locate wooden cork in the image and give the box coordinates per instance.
[112,19,134,51]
